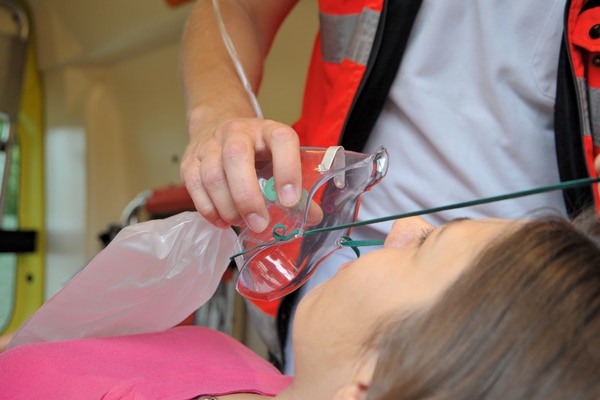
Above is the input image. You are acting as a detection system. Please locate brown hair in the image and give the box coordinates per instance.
[368,210,600,400]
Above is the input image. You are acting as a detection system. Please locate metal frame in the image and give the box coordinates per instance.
[0,0,29,222]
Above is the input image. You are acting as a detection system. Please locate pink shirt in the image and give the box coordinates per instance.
[0,326,292,399]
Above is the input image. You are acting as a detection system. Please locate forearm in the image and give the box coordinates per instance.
[179,0,304,231]
[181,0,297,134]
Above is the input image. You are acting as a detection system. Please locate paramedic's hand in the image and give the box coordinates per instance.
[180,115,303,233]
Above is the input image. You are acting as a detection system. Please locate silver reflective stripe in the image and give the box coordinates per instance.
[590,85,600,147]
[319,7,380,65]
[577,78,593,139]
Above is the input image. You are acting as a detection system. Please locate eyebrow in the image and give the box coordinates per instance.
[428,217,472,245]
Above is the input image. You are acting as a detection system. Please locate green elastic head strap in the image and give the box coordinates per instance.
[232,176,600,260]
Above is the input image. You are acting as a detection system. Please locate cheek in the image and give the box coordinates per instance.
[300,252,411,337]
[306,278,377,338]
[337,276,403,328]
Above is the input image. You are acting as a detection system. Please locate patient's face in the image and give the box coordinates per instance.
[293,216,519,368]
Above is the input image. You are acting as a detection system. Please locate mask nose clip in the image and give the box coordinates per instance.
[317,146,346,189]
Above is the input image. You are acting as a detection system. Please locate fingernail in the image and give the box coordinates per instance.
[214,218,230,229]
[246,213,269,232]
[279,184,298,207]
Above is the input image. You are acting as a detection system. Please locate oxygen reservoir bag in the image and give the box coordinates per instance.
[8,212,236,349]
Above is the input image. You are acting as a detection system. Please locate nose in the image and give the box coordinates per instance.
[384,217,435,249]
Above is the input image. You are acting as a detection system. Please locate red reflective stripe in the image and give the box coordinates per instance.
[571,3,600,88]
[295,56,367,147]
[319,0,383,14]
[568,0,587,78]
[250,298,279,318]
[572,7,600,52]
[583,136,600,211]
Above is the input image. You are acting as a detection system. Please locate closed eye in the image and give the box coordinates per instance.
[419,217,471,247]
[417,226,435,247]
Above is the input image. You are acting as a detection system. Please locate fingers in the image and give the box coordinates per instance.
[221,122,269,232]
[181,117,302,233]
[269,126,302,207]
[181,140,231,229]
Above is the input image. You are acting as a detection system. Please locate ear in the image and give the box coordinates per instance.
[333,381,369,400]
[334,353,376,400]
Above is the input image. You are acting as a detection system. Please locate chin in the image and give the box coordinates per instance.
[294,282,326,326]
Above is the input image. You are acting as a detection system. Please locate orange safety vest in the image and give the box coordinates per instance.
[564,0,600,209]
[293,0,385,148]
[292,0,600,215]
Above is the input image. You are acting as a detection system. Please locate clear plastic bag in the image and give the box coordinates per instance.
[8,211,236,349]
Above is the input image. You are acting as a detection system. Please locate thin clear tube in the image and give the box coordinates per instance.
[212,0,263,118]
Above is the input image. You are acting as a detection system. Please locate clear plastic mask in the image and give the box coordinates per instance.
[234,146,389,301]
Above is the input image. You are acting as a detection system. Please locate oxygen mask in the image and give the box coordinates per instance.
[233,146,389,301]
